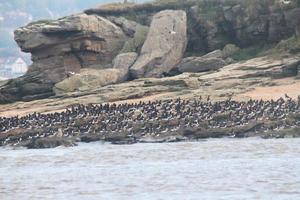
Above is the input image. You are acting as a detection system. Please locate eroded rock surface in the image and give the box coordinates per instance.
[15,13,126,62]
[0,13,127,103]
[54,52,138,94]
[130,10,187,78]
[54,68,124,94]
[177,44,239,73]
[1,0,300,104]
[112,52,138,81]
[178,57,226,73]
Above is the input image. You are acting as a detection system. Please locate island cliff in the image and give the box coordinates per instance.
[1,0,300,149]
[0,0,299,104]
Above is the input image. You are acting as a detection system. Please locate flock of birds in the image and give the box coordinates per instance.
[1,95,300,146]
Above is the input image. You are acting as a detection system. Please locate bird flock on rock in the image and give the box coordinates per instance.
[1,95,300,146]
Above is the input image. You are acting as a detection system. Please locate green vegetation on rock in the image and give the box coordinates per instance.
[274,36,300,54]
[121,25,149,53]
[232,44,275,61]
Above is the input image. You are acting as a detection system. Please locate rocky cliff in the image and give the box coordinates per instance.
[0,0,300,104]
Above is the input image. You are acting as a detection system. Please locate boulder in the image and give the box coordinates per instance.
[178,57,226,73]
[113,52,138,81]
[190,44,239,61]
[0,72,55,103]
[120,24,149,53]
[54,68,124,94]
[130,10,187,78]
[201,50,223,59]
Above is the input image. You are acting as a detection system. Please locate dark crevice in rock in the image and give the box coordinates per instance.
[72,51,84,69]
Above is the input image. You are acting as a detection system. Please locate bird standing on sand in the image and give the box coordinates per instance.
[285,93,291,99]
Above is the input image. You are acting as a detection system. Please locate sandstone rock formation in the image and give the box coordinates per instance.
[2,55,300,118]
[112,52,138,81]
[130,10,187,78]
[178,57,226,73]
[107,16,142,37]
[177,44,239,73]
[120,24,149,54]
[15,13,126,66]
[54,52,138,94]
[201,50,223,59]
[1,0,300,104]
[0,13,127,103]
[54,68,124,94]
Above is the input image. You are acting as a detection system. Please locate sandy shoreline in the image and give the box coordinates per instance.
[0,82,299,118]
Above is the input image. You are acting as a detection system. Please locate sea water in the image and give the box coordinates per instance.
[0,138,300,200]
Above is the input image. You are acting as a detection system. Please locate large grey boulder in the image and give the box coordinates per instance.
[54,69,122,94]
[201,44,240,59]
[55,52,138,94]
[177,43,238,73]
[130,10,187,78]
[178,57,226,73]
[113,52,138,81]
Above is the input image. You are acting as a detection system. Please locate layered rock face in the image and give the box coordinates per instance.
[54,52,138,94]
[187,0,300,52]
[0,13,127,103]
[0,0,300,104]
[15,13,126,68]
[177,44,239,73]
[130,10,187,78]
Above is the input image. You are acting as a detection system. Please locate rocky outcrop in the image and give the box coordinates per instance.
[54,52,138,94]
[0,13,127,103]
[112,52,138,81]
[54,69,124,94]
[285,7,300,37]
[107,16,149,53]
[120,24,149,53]
[186,0,298,53]
[178,57,226,73]
[1,54,300,118]
[107,16,142,37]
[177,44,239,73]
[15,13,126,64]
[130,10,187,78]
[1,0,300,104]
